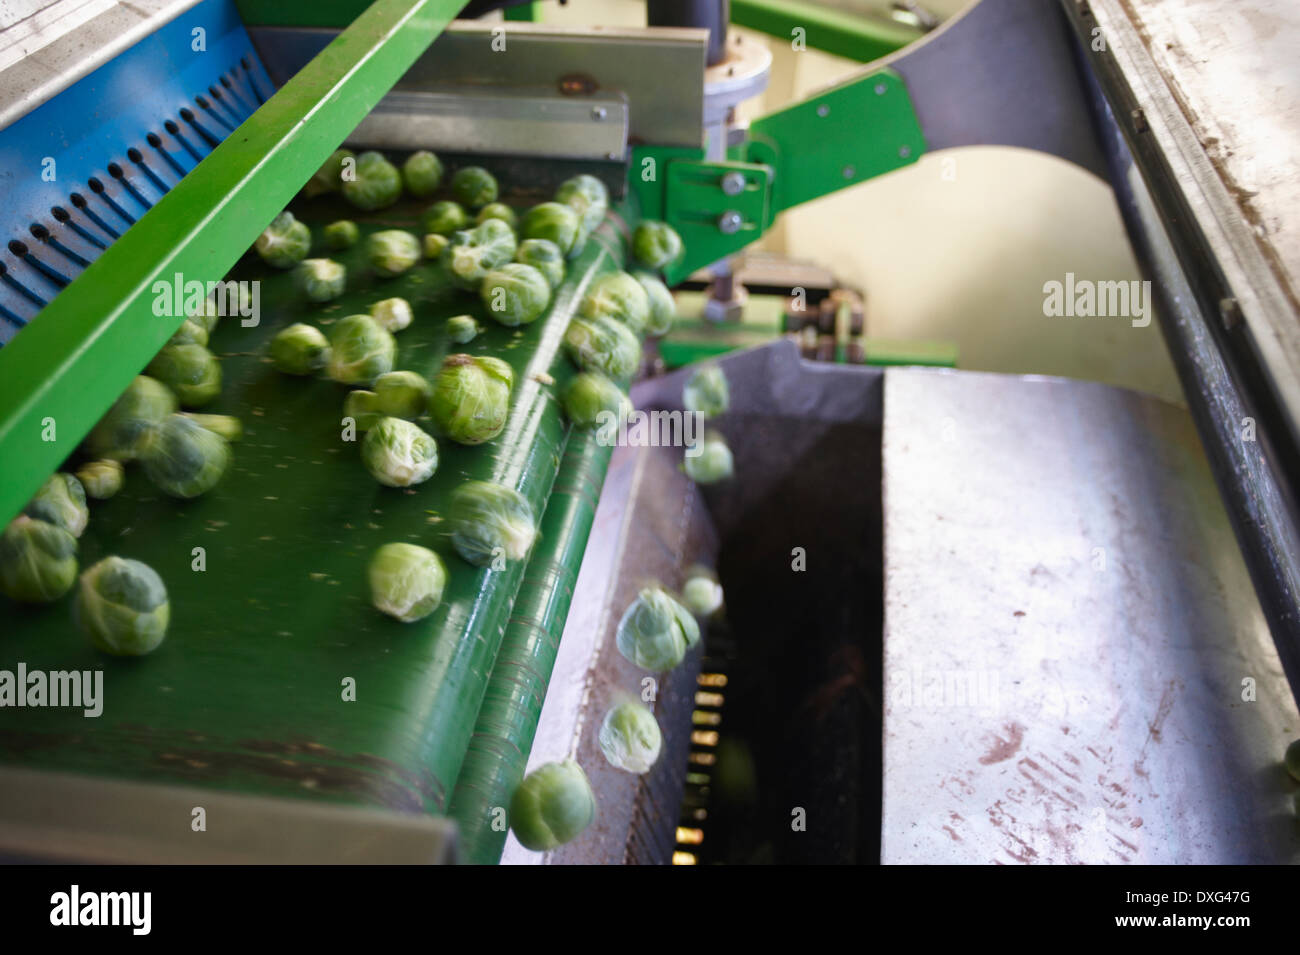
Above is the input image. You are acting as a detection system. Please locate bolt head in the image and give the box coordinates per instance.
[816,104,830,118]
[874,83,887,95]
[591,106,607,120]
[721,171,746,196]
[842,166,856,179]
[717,211,743,235]
[899,145,912,158]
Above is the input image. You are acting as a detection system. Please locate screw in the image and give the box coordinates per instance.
[842,166,855,179]
[721,171,746,195]
[717,211,743,235]
[899,145,912,158]
[1219,296,1242,331]
[1131,107,1148,133]
[817,104,829,118]
[591,106,607,121]
[874,83,887,95]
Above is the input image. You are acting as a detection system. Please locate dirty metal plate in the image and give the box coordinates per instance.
[881,366,1300,864]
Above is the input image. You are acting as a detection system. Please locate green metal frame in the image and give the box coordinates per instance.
[730,0,921,63]
[0,0,468,529]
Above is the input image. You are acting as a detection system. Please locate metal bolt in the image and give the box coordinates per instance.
[874,83,887,95]
[899,145,912,158]
[717,211,743,235]
[591,106,607,121]
[816,104,829,118]
[1131,107,1148,133]
[1219,296,1242,331]
[721,171,746,195]
[842,166,856,179]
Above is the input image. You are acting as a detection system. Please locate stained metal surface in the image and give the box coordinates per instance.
[881,366,1300,864]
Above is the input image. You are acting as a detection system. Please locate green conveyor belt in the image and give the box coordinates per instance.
[0,193,630,817]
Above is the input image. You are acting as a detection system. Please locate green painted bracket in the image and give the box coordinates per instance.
[663,160,773,283]
[739,66,926,213]
[0,0,466,529]
[730,0,921,63]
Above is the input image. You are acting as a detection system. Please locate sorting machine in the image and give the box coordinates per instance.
[0,0,1298,864]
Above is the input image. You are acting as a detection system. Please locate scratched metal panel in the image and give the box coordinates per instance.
[881,366,1300,864]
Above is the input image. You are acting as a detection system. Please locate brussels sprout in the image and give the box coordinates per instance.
[86,375,177,461]
[450,166,498,209]
[327,314,396,385]
[563,313,641,380]
[510,760,596,852]
[515,239,565,290]
[440,219,518,290]
[563,372,632,430]
[24,473,88,537]
[76,460,124,500]
[139,414,231,499]
[683,431,733,484]
[402,150,444,197]
[682,362,729,417]
[475,202,517,230]
[343,389,383,431]
[430,354,513,445]
[423,233,449,259]
[520,202,581,258]
[182,413,243,442]
[189,298,222,335]
[297,258,347,302]
[342,150,402,211]
[481,263,551,327]
[1286,739,1300,783]
[556,174,608,233]
[169,319,208,348]
[368,542,447,623]
[74,556,169,656]
[147,343,221,408]
[421,201,469,236]
[369,297,413,333]
[633,270,676,336]
[361,417,439,488]
[682,566,724,617]
[374,370,431,419]
[632,220,683,270]
[254,211,311,269]
[367,230,421,278]
[446,315,480,344]
[270,322,330,376]
[302,149,354,198]
[449,480,536,567]
[579,271,651,335]
[598,701,663,774]
[323,219,360,251]
[0,516,77,603]
[615,587,700,671]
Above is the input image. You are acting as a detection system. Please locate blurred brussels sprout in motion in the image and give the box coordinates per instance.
[368,297,413,333]
[368,542,448,623]
[168,319,208,348]
[682,566,724,617]
[579,270,651,336]
[598,701,663,774]
[481,263,551,327]
[140,415,231,499]
[446,315,480,344]
[683,431,734,485]
[254,211,311,269]
[74,556,169,656]
[86,375,177,461]
[475,202,517,230]
[342,151,402,211]
[76,460,124,500]
[556,174,609,233]
[374,370,432,419]
[421,200,468,236]
[147,343,221,408]
[182,413,243,443]
[510,760,596,852]
[632,220,683,271]
[401,150,444,197]
[615,587,700,671]
[302,149,354,198]
[520,202,581,258]
[450,165,498,209]
[423,233,450,259]
[430,354,513,445]
[633,270,676,337]
[343,389,383,432]
[441,219,518,290]
[515,239,565,290]
[297,258,347,302]
[361,417,439,488]
[270,323,330,376]
[0,516,78,604]
[448,480,536,567]
[682,362,729,417]
[24,473,88,537]
[367,230,421,278]
[323,219,360,251]
[563,372,632,430]
[563,312,641,380]
[327,314,396,385]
